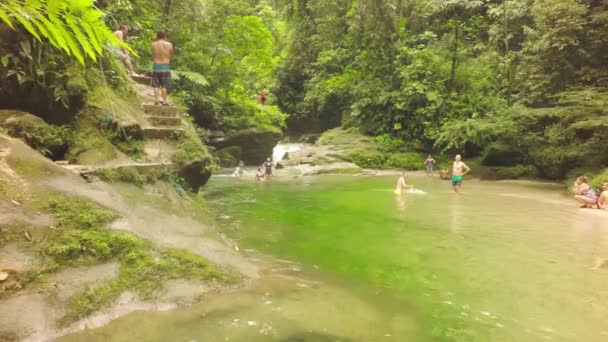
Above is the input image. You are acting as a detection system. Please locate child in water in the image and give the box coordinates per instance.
[255,168,266,181]
[394,172,413,195]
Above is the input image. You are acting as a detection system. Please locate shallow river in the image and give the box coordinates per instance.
[61,174,608,341]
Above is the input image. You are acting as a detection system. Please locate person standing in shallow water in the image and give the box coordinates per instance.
[264,158,273,177]
[424,155,436,176]
[394,172,412,195]
[151,30,174,106]
[451,154,470,193]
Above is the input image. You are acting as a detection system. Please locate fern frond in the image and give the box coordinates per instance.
[0,0,128,64]
[173,70,210,87]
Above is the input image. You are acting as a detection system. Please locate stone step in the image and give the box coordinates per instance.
[131,75,152,86]
[143,127,184,140]
[146,115,182,127]
[142,104,181,117]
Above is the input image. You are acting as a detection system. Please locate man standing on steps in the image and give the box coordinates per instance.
[151,30,174,106]
[113,25,138,76]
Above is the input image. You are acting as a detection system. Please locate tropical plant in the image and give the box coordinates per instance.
[0,0,125,64]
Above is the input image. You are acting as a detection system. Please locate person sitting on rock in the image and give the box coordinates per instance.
[113,25,138,76]
[439,168,451,180]
[572,176,598,208]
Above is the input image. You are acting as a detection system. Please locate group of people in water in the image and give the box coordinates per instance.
[395,154,471,194]
[232,158,274,181]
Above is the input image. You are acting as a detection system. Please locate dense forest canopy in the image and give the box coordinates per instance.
[2,0,608,180]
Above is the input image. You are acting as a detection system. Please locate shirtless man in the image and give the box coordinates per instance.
[451,154,470,193]
[113,25,137,76]
[151,30,174,105]
[394,172,412,195]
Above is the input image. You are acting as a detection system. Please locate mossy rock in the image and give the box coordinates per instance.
[218,128,281,165]
[66,107,116,164]
[0,110,70,159]
[215,146,242,168]
[384,152,423,170]
[172,128,215,192]
[481,142,524,166]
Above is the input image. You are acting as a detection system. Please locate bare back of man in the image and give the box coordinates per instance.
[151,40,173,65]
[151,31,174,105]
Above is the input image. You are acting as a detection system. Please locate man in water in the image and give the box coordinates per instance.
[394,172,413,195]
[113,25,137,76]
[264,158,273,177]
[151,30,174,106]
[451,154,471,193]
[424,155,436,176]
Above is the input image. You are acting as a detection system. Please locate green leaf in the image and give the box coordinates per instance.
[0,5,14,29]
[1,56,8,67]
[14,8,42,41]
[66,16,96,61]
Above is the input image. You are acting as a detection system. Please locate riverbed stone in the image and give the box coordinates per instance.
[217,128,281,165]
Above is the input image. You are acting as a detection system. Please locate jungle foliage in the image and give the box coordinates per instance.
[3,0,608,181]
[273,0,608,179]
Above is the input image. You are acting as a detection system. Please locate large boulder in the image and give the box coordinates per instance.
[172,129,215,192]
[0,110,69,160]
[218,128,281,165]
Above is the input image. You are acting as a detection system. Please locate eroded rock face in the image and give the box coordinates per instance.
[217,128,281,165]
[177,160,212,193]
[0,110,69,160]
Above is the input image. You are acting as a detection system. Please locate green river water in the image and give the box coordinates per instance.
[61,173,608,341]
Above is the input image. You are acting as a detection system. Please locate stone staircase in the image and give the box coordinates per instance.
[142,104,184,140]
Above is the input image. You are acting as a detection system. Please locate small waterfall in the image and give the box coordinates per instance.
[272,143,306,162]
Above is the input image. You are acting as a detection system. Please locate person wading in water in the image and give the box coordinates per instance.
[264,158,273,177]
[451,154,471,193]
[151,30,174,106]
[424,155,436,176]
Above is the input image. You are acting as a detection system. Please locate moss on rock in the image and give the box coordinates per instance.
[0,110,70,159]
[172,125,215,192]
[66,107,117,164]
[218,128,281,165]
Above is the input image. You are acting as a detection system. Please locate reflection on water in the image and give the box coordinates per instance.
[62,175,608,341]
